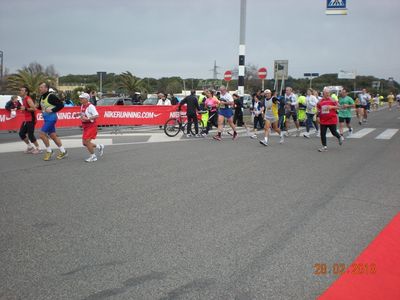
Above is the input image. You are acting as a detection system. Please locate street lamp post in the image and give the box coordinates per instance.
[304,73,319,89]
[0,50,3,81]
[238,0,246,97]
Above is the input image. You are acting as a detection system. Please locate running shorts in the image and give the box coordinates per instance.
[218,108,233,119]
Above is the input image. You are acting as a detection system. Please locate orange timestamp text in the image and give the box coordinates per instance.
[314,263,377,275]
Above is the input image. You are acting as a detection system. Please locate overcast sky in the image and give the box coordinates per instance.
[1,0,399,81]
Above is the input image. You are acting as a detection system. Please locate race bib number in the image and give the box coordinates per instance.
[321,105,330,114]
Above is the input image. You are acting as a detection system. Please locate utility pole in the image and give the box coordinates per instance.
[211,60,219,80]
[238,0,246,96]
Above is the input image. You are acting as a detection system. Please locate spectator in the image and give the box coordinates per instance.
[89,90,97,106]
[5,95,22,133]
[179,90,201,137]
[157,93,171,105]
[169,93,179,105]
[5,95,22,116]
[157,92,171,129]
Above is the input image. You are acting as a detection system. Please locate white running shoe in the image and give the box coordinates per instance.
[348,129,353,137]
[318,146,328,152]
[303,132,310,139]
[279,136,285,144]
[250,134,257,139]
[97,144,104,157]
[259,140,268,146]
[24,146,34,154]
[296,130,300,137]
[315,131,320,137]
[186,133,192,138]
[339,136,344,146]
[85,155,98,162]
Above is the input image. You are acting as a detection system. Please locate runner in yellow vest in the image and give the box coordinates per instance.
[198,91,208,126]
[297,93,307,125]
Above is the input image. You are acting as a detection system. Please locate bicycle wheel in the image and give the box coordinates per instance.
[190,119,205,135]
[164,118,181,137]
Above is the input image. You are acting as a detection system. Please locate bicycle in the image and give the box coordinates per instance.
[164,109,205,137]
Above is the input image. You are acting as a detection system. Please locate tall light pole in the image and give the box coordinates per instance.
[0,50,3,82]
[238,0,246,97]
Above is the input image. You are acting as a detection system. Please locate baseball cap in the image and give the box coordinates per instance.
[264,89,272,93]
[79,92,90,99]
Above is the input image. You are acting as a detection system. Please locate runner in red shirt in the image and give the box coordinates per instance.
[79,93,104,162]
[316,88,343,152]
[18,86,42,154]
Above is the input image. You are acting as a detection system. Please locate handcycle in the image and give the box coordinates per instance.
[163,109,205,137]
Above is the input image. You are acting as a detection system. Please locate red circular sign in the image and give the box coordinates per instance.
[258,67,267,79]
[224,70,232,81]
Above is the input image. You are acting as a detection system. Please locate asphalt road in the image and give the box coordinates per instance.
[1,109,399,300]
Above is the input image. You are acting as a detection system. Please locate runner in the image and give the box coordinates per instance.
[303,88,319,138]
[396,92,400,110]
[259,89,284,146]
[387,92,395,111]
[313,90,321,137]
[213,86,238,141]
[357,88,371,125]
[284,87,300,136]
[38,82,68,161]
[372,94,380,111]
[338,88,355,137]
[201,89,220,136]
[18,86,41,154]
[317,87,343,152]
[79,93,104,162]
[250,93,264,138]
[232,93,252,137]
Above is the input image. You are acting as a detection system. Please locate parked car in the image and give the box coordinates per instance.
[97,97,133,106]
[242,94,252,108]
[142,97,159,105]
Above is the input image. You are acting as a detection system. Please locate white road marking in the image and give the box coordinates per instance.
[347,128,376,139]
[375,129,399,140]
[0,139,113,154]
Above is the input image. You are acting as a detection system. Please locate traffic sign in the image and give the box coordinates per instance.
[326,0,347,15]
[224,70,232,81]
[258,67,267,79]
[304,73,319,77]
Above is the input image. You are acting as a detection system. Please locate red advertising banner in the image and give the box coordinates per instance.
[0,105,184,130]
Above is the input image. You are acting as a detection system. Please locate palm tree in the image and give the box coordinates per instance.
[7,63,57,100]
[118,71,146,96]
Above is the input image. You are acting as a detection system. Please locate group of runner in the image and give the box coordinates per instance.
[189,85,397,152]
[10,82,104,162]
[8,83,399,159]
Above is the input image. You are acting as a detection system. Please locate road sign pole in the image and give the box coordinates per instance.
[262,79,264,91]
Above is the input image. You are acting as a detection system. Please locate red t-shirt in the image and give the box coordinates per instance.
[317,98,338,125]
[23,96,35,122]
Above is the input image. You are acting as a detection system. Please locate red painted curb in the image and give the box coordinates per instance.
[319,213,400,300]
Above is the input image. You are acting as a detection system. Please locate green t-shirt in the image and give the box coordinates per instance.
[338,96,354,118]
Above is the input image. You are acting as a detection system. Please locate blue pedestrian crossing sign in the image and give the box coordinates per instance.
[326,0,347,15]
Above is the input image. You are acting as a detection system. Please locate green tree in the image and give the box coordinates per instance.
[6,62,57,100]
[117,71,146,96]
